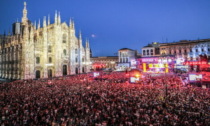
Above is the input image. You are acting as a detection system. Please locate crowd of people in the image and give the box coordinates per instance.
[0,72,210,126]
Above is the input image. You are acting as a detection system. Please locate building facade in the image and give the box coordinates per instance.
[90,56,118,71]
[117,48,138,71]
[0,2,91,79]
[142,42,161,57]
[159,39,210,60]
[141,39,210,72]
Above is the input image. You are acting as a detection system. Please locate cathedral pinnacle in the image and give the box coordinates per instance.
[69,18,72,27]
[70,18,75,29]
[38,19,40,29]
[58,12,61,24]
[78,31,82,47]
[86,39,89,48]
[48,15,50,25]
[22,1,28,24]
[79,31,82,40]
[88,40,90,48]
[43,16,47,27]
[34,21,36,29]
[55,10,58,24]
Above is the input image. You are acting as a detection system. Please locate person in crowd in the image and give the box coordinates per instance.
[0,72,209,125]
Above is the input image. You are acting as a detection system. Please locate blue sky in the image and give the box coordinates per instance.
[1,0,210,56]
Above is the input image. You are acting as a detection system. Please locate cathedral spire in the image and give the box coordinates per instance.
[43,16,46,27]
[34,21,36,29]
[69,18,72,27]
[79,31,82,47]
[48,15,50,25]
[86,39,89,48]
[30,25,34,39]
[58,11,61,24]
[38,19,40,29]
[72,20,75,29]
[70,18,75,29]
[54,10,58,24]
[22,2,28,24]
[87,39,90,48]
[79,31,82,40]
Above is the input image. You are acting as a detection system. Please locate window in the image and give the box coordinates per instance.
[75,49,78,54]
[63,34,67,43]
[49,57,52,63]
[82,67,85,73]
[202,48,204,52]
[120,58,122,62]
[196,49,198,52]
[63,49,66,55]
[82,57,84,62]
[48,46,52,53]
[75,57,78,63]
[36,57,40,64]
[143,50,146,55]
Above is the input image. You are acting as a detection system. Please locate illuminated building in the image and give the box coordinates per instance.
[137,56,175,73]
[90,56,118,71]
[159,39,210,60]
[142,42,161,57]
[117,48,138,71]
[142,39,210,72]
[0,2,91,79]
[160,39,210,71]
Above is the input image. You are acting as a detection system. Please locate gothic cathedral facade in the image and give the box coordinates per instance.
[0,2,91,79]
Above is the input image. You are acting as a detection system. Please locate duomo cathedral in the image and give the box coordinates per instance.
[0,2,91,79]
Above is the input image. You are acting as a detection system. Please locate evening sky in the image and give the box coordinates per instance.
[0,0,210,56]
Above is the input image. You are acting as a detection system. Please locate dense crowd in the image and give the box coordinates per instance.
[0,72,210,126]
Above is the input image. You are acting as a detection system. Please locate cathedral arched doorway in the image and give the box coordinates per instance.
[63,65,67,76]
[36,70,40,79]
[75,68,78,74]
[82,67,85,73]
[48,69,52,78]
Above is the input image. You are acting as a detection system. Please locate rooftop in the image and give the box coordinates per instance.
[119,48,134,51]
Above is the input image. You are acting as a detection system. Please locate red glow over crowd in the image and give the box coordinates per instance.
[0,72,210,125]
